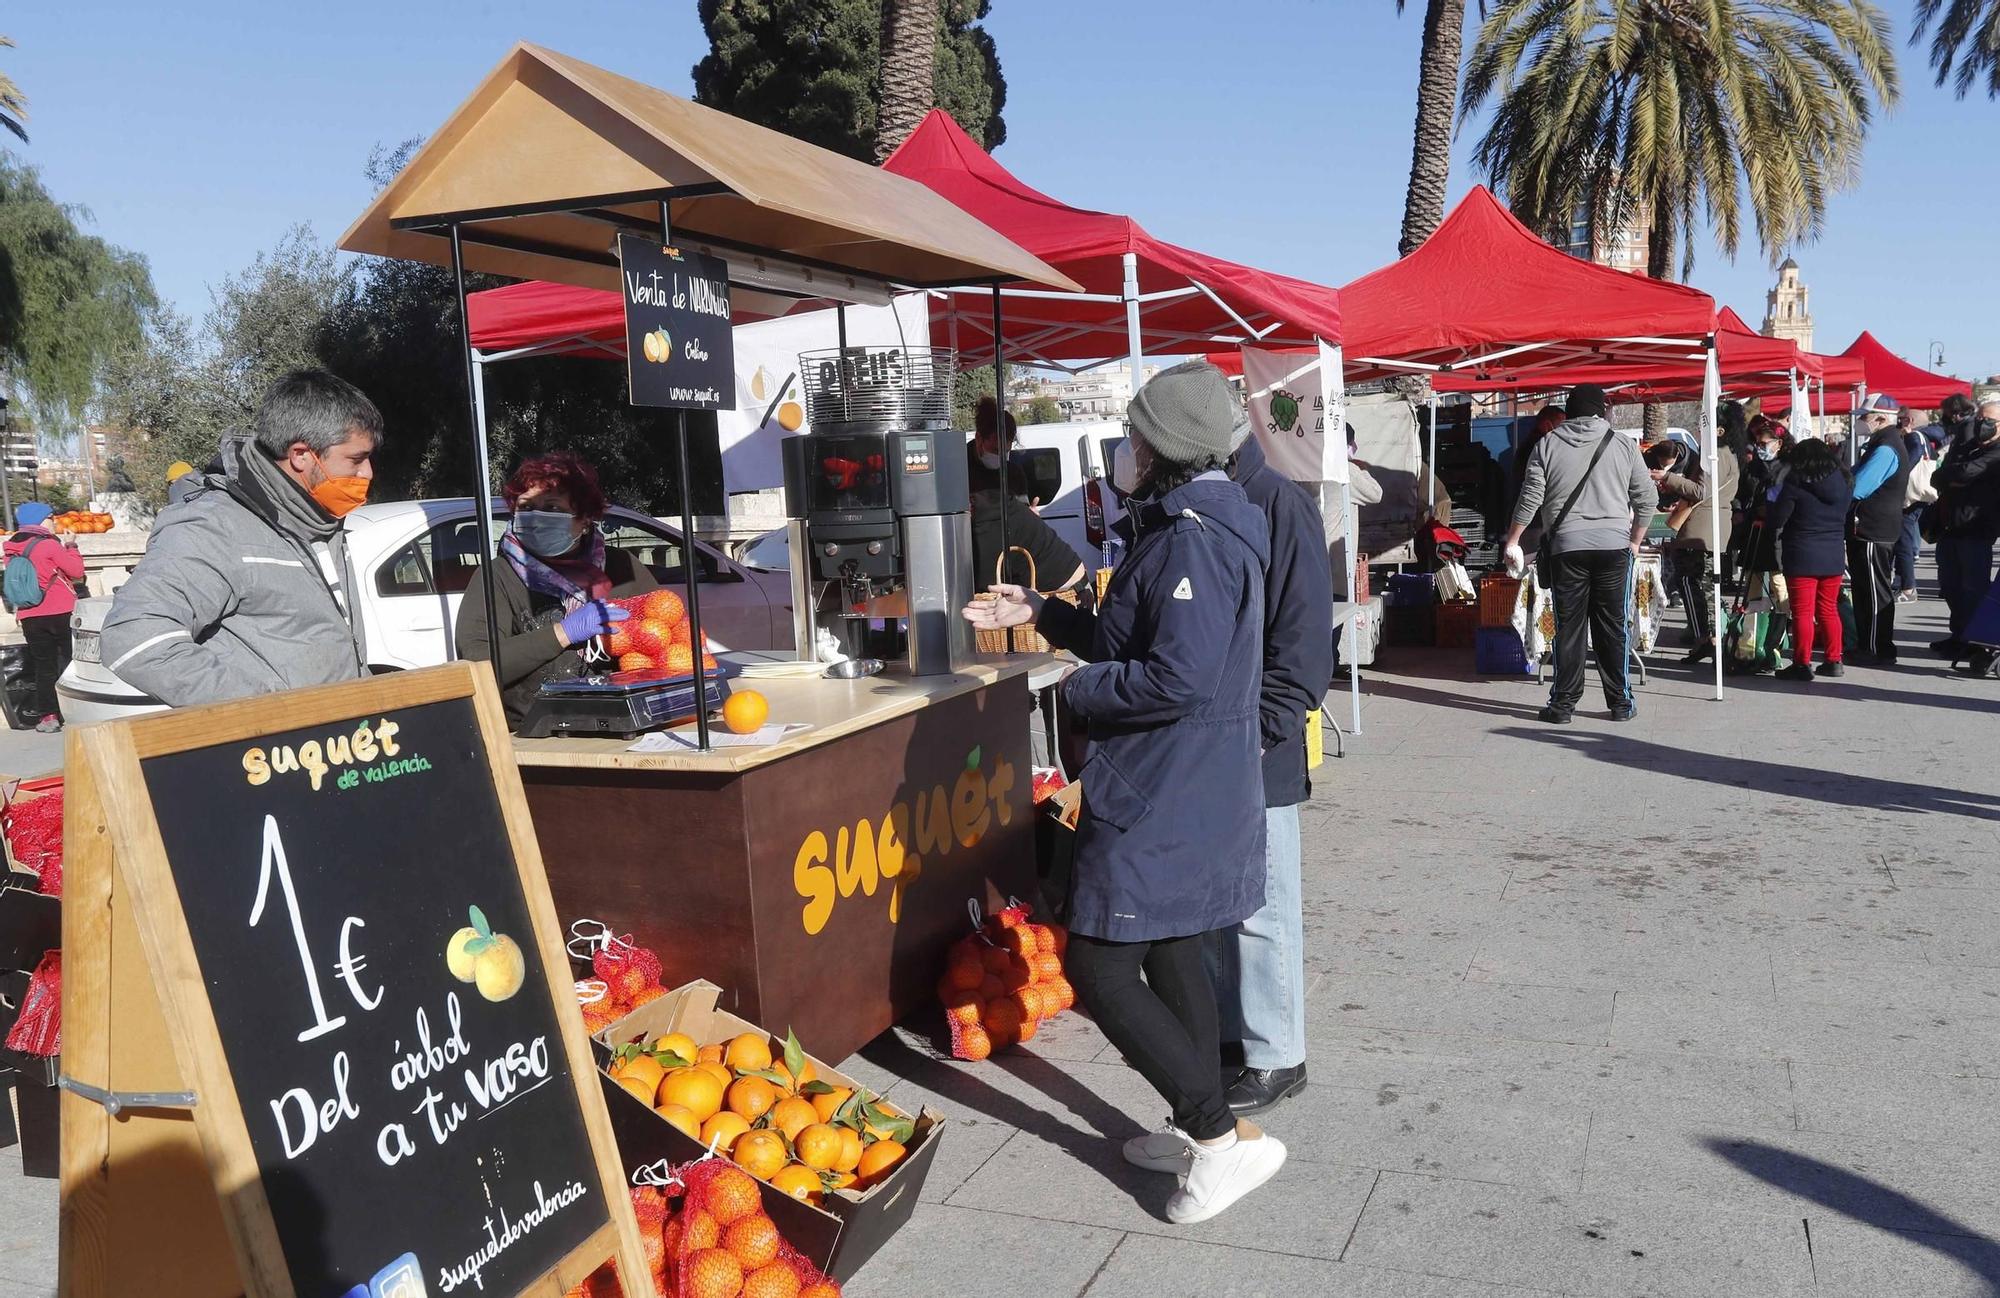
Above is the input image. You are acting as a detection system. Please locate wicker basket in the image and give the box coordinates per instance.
[975,547,1079,654]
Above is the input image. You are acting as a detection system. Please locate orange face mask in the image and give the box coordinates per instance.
[306,455,371,519]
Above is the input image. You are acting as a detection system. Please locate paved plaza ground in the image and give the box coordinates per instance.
[5,575,1997,1297]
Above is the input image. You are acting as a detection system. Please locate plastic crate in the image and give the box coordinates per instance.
[1436,601,1479,648]
[1385,572,1435,608]
[1479,576,1524,628]
[1475,626,1534,675]
[1384,602,1435,646]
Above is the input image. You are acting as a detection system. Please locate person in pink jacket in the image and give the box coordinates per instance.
[5,502,86,731]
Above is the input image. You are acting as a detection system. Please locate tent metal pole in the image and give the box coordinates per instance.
[663,200,711,752]
[1426,390,1438,515]
[1324,341,1360,738]
[993,285,1012,653]
[449,223,504,682]
[1703,344,1723,701]
[837,303,849,354]
[1122,252,1144,400]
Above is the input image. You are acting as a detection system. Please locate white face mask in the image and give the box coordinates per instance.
[1756,443,1780,462]
[977,450,1003,471]
[1109,439,1139,495]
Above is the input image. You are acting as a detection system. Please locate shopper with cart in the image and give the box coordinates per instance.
[963,360,1286,1224]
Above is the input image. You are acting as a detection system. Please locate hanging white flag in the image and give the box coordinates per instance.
[1242,345,1348,485]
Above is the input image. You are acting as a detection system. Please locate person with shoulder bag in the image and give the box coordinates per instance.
[1897,408,1938,602]
[1847,395,1918,663]
[1929,393,2000,660]
[3,502,86,732]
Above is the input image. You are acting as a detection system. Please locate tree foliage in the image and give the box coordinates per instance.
[0,156,155,436]
[692,0,1006,160]
[0,36,27,143]
[1021,394,1062,425]
[1461,0,1899,281]
[1913,0,2000,97]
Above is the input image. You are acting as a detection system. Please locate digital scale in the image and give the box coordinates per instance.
[516,666,733,739]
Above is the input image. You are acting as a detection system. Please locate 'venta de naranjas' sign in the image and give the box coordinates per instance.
[617,232,736,411]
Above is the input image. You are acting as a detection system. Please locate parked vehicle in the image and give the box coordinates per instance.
[55,498,792,725]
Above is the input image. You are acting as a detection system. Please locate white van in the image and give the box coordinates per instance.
[998,419,1126,563]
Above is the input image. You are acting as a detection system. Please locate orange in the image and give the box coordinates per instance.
[1014,986,1049,1022]
[769,1097,818,1142]
[957,1025,992,1061]
[944,954,984,992]
[701,1111,752,1152]
[659,1067,727,1122]
[768,1163,823,1204]
[997,926,1037,958]
[656,1102,702,1140]
[1031,952,1065,983]
[698,1061,735,1090]
[800,1284,841,1298]
[981,998,1024,1040]
[794,1123,841,1170]
[727,1075,779,1122]
[612,1052,667,1096]
[726,1033,774,1074]
[683,1247,742,1298]
[769,1057,816,1094]
[833,1126,863,1173]
[943,991,983,1027]
[721,1213,779,1269]
[642,589,687,624]
[828,1170,858,1192]
[704,1167,763,1227]
[855,1139,906,1188]
[655,1031,700,1064]
[721,689,769,736]
[742,1262,802,1298]
[980,947,1013,975]
[810,1085,853,1124]
[616,1073,658,1106]
[1017,1014,1039,1042]
[698,1043,726,1065]
[682,1206,722,1252]
[1046,976,1076,1012]
[733,1129,789,1180]
[978,974,1006,1001]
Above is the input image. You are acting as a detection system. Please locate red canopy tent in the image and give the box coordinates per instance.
[1426,306,1803,402]
[465,279,804,359]
[880,110,1342,373]
[1766,330,1970,417]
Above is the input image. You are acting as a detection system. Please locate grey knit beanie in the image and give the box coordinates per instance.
[1127,361,1240,466]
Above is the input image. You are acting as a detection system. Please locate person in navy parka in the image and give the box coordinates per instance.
[964,361,1286,1225]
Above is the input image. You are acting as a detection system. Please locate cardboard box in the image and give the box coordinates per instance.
[593,980,943,1284]
[1,775,61,880]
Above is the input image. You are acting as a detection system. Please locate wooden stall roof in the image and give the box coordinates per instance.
[339,43,1081,300]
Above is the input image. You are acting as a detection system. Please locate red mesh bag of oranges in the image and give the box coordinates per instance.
[604,589,720,677]
[566,1171,844,1298]
[572,920,668,1036]
[937,903,1074,1060]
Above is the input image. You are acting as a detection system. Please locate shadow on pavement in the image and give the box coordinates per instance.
[1704,1138,2000,1295]
[1360,677,1548,720]
[1496,727,2000,821]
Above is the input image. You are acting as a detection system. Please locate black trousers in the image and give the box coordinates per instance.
[1065,931,1234,1141]
[1542,548,1634,711]
[20,613,68,721]
[1847,536,1898,659]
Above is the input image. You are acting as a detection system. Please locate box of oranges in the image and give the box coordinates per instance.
[592,979,944,1284]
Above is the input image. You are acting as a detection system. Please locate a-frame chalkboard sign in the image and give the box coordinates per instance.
[59,664,649,1298]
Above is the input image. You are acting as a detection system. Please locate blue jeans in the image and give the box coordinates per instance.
[1209,804,1305,1070]
[1938,536,1997,639]
[1895,509,1922,593]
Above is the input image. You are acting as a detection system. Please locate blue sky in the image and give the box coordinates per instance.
[11,1,1997,381]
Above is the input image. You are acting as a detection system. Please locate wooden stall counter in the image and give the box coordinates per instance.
[514,654,1052,1062]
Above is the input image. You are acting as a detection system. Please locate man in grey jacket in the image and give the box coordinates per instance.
[1500,384,1658,724]
[101,370,381,707]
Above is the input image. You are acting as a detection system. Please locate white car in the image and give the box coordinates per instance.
[57,498,793,724]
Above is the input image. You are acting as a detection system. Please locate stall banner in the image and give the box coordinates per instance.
[1241,343,1349,485]
[617,232,735,411]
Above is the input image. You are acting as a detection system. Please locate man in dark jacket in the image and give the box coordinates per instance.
[1932,395,2000,658]
[1211,428,1331,1116]
[968,398,1086,594]
[1500,384,1658,723]
[1848,394,1917,663]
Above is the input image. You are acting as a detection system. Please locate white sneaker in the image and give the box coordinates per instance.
[1166,1129,1287,1224]
[1122,1120,1194,1173]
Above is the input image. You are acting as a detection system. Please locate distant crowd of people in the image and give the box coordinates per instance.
[1502,382,2000,715]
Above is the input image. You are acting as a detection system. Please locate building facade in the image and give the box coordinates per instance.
[1761,257,1814,351]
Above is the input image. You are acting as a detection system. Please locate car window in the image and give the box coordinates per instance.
[373,512,738,598]
[740,529,790,571]
[1013,448,1062,506]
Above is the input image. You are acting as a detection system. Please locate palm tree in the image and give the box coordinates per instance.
[1914,0,2000,97]
[1460,0,1898,284]
[1396,0,1470,256]
[0,37,27,143]
[875,0,939,162]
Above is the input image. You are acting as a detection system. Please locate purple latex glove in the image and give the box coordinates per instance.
[557,599,628,647]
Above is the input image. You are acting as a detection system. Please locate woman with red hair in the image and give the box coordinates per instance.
[456,451,658,724]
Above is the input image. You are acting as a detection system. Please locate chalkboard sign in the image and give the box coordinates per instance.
[618,232,736,411]
[66,665,646,1298]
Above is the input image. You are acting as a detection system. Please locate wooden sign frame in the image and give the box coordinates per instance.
[59,663,651,1298]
